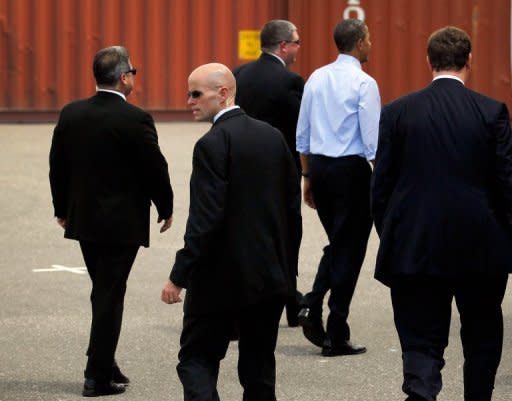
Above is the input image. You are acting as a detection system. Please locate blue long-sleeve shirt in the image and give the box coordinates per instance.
[296,54,381,160]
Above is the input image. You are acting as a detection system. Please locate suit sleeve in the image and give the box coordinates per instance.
[170,132,228,288]
[371,105,398,235]
[493,103,512,227]
[287,74,305,116]
[49,112,68,218]
[135,112,173,219]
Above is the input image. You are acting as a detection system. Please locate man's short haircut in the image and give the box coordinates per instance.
[427,26,471,71]
[260,20,297,52]
[93,46,131,86]
[333,18,367,53]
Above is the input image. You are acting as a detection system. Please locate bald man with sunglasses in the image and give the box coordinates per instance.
[162,63,302,401]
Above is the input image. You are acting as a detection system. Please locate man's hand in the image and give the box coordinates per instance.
[303,178,316,209]
[161,280,183,304]
[158,216,173,233]
[56,217,66,229]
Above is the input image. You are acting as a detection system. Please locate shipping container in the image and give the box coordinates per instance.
[289,0,512,109]
[0,0,288,121]
[0,0,510,121]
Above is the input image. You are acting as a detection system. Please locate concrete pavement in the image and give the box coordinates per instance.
[1,122,511,400]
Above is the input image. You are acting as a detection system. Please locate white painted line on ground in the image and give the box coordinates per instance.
[32,264,87,274]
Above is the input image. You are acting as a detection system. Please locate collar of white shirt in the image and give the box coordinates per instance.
[432,75,464,85]
[96,88,127,101]
[213,106,241,123]
[336,54,362,69]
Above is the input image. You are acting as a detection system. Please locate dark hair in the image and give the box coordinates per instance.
[260,20,297,52]
[427,26,471,71]
[93,46,131,86]
[333,18,366,53]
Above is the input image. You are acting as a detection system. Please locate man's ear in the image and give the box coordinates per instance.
[219,86,229,102]
[426,55,433,72]
[119,72,129,85]
[466,53,472,70]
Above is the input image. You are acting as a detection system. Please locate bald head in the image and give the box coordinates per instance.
[187,63,236,122]
[189,63,236,96]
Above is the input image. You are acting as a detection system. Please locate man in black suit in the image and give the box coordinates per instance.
[161,63,301,401]
[50,46,173,397]
[371,27,512,401]
[234,19,305,327]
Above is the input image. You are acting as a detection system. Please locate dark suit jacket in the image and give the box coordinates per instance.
[234,53,305,172]
[371,78,512,286]
[170,109,302,314]
[49,91,173,247]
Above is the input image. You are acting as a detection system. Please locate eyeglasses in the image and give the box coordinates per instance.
[123,68,137,75]
[187,90,203,99]
[284,39,301,45]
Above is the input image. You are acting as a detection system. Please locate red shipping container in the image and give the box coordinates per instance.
[0,0,510,121]
[289,0,512,109]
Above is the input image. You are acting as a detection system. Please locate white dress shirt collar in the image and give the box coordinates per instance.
[432,75,465,85]
[336,54,362,69]
[213,106,240,123]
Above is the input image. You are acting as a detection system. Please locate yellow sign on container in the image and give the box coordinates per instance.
[238,30,261,60]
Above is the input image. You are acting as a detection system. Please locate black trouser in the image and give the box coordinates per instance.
[302,155,372,344]
[301,246,330,317]
[177,297,285,401]
[391,275,508,401]
[284,290,302,324]
[283,154,304,325]
[79,241,139,382]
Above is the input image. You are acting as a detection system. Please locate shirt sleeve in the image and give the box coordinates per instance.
[358,77,381,160]
[296,80,312,155]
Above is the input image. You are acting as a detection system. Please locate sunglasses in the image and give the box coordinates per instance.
[187,90,203,99]
[123,68,137,75]
[285,39,301,45]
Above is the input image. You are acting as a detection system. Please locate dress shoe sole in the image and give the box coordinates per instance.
[82,383,126,397]
[112,377,130,385]
[321,346,367,357]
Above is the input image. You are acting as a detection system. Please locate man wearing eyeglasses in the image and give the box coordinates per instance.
[161,63,301,401]
[49,46,173,397]
[234,19,305,328]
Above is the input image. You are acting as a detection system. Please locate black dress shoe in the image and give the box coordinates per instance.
[298,307,325,347]
[321,340,367,357]
[285,291,303,327]
[82,379,126,397]
[112,365,130,385]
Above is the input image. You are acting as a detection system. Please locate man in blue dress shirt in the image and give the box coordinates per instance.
[296,18,380,356]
